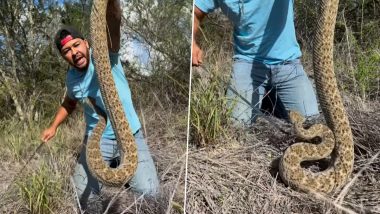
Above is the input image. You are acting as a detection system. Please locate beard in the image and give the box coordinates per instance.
[72,48,90,71]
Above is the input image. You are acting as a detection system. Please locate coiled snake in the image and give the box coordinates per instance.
[86,0,138,187]
[279,0,354,193]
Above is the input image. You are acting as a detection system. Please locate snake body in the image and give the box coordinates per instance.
[86,0,138,187]
[279,0,354,193]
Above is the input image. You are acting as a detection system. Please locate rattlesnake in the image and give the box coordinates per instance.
[279,0,354,193]
[85,0,138,186]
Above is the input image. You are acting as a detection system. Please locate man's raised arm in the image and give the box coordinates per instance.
[106,0,122,53]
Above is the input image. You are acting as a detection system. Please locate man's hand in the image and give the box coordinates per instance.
[41,126,57,143]
[40,95,76,143]
[192,42,203,66]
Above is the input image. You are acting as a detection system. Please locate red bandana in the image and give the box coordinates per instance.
[60,35,74,47]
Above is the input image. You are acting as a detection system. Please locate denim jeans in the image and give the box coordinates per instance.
[72,130,159,208]
[226,58,319,125]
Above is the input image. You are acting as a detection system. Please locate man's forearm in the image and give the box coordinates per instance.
[192,7,207,66]
[106,0,121,52]
[50,106,70,130]
[50,95,77,129]
[193,7,206,46]
[192,19,200,47]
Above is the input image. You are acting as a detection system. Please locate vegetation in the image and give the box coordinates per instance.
[190,60,234,147]
[188,1,380,213]
[17,162,64,214]
[189,11,235,147]
[123,0,192,102]
[295,0,380,100]
[0,0,190,213]
[191,0,380,146]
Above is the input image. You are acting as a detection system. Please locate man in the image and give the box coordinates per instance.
[40,0,159,209]
[192,0,319,125]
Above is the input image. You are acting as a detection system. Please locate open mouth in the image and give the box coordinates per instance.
[74,56,85,66]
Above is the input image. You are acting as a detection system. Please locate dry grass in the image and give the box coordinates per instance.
[0,82,188,213]
[187,6,380,213]
[187,41,380,213]
[186,96,380,213]
[0,114,83,213]
[187,47,380,213]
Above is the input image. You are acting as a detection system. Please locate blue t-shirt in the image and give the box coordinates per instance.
[65,50,141,139]
[195,0,302,64]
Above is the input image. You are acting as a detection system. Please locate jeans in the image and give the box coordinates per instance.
[72,130,159,208]
[226,58,319,125]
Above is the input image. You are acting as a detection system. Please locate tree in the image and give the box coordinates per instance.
[122,0,192,102]
[0,0,90,124]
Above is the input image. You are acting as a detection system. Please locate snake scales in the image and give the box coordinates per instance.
[279,0,354,193]
[85,0,138,187]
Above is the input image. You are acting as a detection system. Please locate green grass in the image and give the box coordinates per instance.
[356,49,380,99]
[0,119,40,162]
[190,66,234,147]
[0,115,83,213]
[17,162,63,214]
